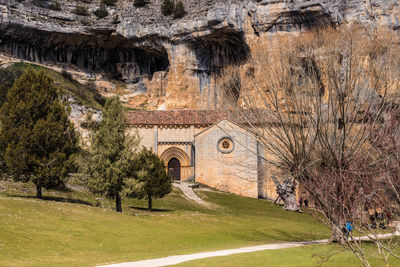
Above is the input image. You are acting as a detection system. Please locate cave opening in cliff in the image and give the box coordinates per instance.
[0,27,170,83]
[267,9,335,32]
[190,29,250,72]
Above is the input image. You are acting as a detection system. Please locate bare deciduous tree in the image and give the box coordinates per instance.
[219,26,400,266]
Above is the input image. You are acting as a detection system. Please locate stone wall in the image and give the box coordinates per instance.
[195,120,261,198]
[129,124,208,180]
[128,120,287,198]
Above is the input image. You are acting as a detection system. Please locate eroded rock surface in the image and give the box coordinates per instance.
[0,0,399,109]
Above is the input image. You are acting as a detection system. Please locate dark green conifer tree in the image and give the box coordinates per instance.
[125,148,172,210]
[86,97,139,212]
[0,69,78,198]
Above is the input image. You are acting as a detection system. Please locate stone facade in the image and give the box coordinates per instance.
[128,110,278,199]
[195,120,261,198]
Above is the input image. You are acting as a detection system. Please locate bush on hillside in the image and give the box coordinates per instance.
[94,4,108,18]
[161,0,173,16]
[49,1,61,10]
[173,0,185,19]
[134,0,146,7]
[74,5,89,16]
[102,0,117,6]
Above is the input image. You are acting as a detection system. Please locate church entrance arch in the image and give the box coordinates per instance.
[168,158,181,180]
[160,147,190,181]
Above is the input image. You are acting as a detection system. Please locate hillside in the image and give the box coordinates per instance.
[0,62,105,141]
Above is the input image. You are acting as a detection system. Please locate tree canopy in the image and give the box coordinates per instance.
[86,96,139,212]
[125,147,172,210]
[0,69,78,198]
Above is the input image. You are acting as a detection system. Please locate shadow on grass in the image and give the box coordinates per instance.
[6,194,93,206]
[52,183,73,192]
[129,206,173,212]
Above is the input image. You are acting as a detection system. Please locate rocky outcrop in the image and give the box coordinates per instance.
[0,0,399,109]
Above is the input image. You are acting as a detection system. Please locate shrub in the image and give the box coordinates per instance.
[94,4,108,18]
[173,0,185,19]
[61,70,74,81]
[81,18,91,26]
[80,0,92,3]
[74,5,89,16]
[102,0,117,6]
[49,1,61,10]
[134,0,146,7]
[161,0,173,16]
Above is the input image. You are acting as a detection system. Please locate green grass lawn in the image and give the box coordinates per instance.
[0,180,330,266]
[176,244,400,267]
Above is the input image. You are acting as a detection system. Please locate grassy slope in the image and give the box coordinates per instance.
[177,244,400,267]
[0,181,330,266]
[1,62,104,110]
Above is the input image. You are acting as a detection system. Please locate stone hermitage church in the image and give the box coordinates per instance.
[127,110,279,199]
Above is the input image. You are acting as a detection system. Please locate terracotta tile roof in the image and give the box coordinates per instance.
[127,110,227,126]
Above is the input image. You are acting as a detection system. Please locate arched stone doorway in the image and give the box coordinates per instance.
[168,158,181,180]
[160,147,191,181]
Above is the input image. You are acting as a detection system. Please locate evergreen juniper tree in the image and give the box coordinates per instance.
[125,148,172,210]
[0,69,78,198]
[86,97,139,212]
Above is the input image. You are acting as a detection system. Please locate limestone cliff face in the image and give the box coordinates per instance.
[0,0,399,109]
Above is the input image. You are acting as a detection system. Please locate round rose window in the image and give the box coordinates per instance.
[217,137,234,154]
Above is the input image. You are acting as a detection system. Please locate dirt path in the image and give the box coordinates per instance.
[97,231,400,267]
[98,239,330,267]
[173,182,208,205]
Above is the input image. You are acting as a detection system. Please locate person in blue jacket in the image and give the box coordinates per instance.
[345,221,353,240]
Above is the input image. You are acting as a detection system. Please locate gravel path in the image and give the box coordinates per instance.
[98,239,329,267]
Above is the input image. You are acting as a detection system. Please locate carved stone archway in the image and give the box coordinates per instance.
[160,147,191,180]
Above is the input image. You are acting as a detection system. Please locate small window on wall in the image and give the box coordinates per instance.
[217,137,234,154]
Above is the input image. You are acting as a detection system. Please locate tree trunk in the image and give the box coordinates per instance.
[272,176,300,212]
[115,194,122,213]
[148,194,152,211]
[36,179,42,199]
[330,223,346,245]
